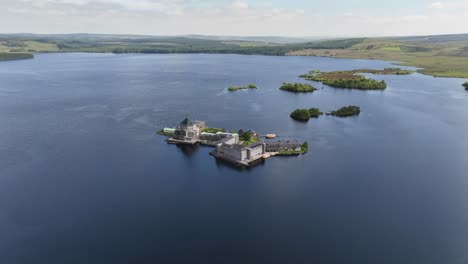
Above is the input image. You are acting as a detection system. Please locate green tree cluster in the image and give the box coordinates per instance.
[0,52,33,61]
[301,142,309,153]
[290,108,323,121]
[240,132,252,142]
[290,109,311,121]
[308,108,323,118]
[302,71,387,90]
[324,78,386,90]
[330,106,361,117]
[280,83,317,93]
[4,40,27,47]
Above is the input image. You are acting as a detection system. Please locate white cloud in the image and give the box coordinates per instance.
[1,0,468,36]
[430,0,468,10]
[230,0,249,10]
[431,2,445,8]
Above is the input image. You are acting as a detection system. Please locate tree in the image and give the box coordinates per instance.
[290,109,311,122]
[241,132,252,142]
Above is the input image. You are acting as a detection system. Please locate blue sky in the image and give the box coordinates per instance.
[0,0,467,36]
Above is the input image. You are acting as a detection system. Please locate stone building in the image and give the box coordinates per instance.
[200,132,239,145]
[215,142,266,162]
[170,116,206,144]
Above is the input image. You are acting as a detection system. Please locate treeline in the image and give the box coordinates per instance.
[0,53,34,61]
[289,38,365,50]
[4,40,27,47]
[112,46,290,56]
[108,38,366,55]
[1,35,367,56]
[321,78,387,90]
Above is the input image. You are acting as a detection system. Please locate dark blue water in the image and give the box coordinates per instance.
[1,53,468,263]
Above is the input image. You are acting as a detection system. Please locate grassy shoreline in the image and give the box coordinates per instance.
[287,38,468,78]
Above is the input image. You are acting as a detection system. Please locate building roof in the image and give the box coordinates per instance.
[221,143,246,151]
[180,116,194,127]
[248,142,264,149]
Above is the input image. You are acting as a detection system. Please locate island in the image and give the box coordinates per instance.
[279,83,317,93]
[300,70,387,90]
[158,116,308,168]
[290,108,323,122]
[328,106,361,117]
[228,84,257,92]
[463,82,468,90]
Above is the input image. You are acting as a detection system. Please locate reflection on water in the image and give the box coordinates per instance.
[175,144,200,157]
[213,156,266,171]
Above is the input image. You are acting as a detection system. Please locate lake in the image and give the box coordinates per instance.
[1,53,468,263]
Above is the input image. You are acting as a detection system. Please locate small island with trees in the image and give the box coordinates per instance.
[300,70,388,90]
[290,106,360,121]
[228,84,257,92]
[290,108,323,121]
[279,83,317,93]
[463,82,468,90]
[328,106,361,117]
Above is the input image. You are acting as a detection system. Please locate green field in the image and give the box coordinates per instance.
[288,38,468,78]
[0,40,58,52]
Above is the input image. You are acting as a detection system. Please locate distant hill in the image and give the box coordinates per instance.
[183,35,323,44]
[386,34,468,43]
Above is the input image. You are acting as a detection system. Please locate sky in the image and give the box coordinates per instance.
[1,0,468,37]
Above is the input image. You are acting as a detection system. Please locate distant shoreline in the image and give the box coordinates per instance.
[1,34,468,78]
[0,53,34,61]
